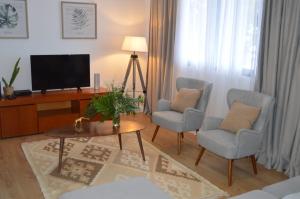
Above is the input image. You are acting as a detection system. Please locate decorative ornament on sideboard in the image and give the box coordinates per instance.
[2,58,21,99]
[74,117,90,133]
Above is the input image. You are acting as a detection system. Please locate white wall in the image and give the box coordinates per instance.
[0,0,150,91]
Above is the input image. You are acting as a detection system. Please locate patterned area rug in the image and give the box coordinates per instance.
[22,134,228,199]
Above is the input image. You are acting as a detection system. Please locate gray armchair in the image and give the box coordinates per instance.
[152,77,213,154]
[195,88,274,186]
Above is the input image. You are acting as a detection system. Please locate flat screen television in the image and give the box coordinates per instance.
[30,54,90,92]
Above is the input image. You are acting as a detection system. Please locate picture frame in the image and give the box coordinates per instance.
[61,1,97,39]
[0,0,29,39]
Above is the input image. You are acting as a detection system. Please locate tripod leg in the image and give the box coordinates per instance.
[132,59,136,98]
[122,59,133,91]
[136,58,150,112]
[136,59,147,91]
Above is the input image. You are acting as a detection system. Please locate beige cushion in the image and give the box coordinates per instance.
[219,101,261,133]
[171,88,202,113]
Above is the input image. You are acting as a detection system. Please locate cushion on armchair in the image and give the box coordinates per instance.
[171,88,202,113]
[219,101,261,133]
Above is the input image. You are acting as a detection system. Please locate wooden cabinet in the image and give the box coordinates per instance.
[80,100,91,116]
[19,105,38,134]
[0,105,37,138]
[0,88,106,138]
[38,111,79,132]
[0,107,19,137]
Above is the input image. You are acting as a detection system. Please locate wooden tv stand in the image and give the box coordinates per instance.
[0,88,106,138]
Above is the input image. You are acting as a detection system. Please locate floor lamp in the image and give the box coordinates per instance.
[121,36,149,112]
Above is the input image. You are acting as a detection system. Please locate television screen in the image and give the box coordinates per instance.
[30,54,90,91]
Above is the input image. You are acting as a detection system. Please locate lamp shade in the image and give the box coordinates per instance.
[121,36,148,53]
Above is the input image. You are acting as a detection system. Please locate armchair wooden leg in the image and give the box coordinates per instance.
[177,133,183,155]
[250,155,258,175]
[152,125,160,142]
[195,147,206,166]
[181,133,184,139]
[228,159,234,186]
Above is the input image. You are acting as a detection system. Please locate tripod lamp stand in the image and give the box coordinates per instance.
[121,36,149,111]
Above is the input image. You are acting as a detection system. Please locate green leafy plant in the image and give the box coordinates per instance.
[85,84,142,125]
[2,58,21,87]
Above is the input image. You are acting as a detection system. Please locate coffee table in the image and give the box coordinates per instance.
[46,120,145,172]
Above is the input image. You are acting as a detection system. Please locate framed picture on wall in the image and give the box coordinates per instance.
[61,1,97,39]
[0,0,29,39]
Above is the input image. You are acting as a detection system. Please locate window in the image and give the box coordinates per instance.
[176,0,263,74]
[174,0,264,117]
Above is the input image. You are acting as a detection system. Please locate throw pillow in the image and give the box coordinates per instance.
[219,101,261,133]
[171,88,202,113]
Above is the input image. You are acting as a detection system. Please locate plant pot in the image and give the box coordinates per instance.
[112,113,120,128]
[3,86,14,97]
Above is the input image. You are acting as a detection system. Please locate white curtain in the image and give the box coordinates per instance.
[174,0,264,117]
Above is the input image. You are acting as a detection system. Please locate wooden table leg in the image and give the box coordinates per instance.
[58,137,65,173]
[228,159,234,186]
[136,131,145,161]
[118,133,122,150]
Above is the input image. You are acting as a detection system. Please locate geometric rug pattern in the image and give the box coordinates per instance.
[22,134,228,199]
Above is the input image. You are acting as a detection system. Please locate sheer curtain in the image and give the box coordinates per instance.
[174,0,264,117]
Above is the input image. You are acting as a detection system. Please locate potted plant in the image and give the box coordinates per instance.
[2,58,21,99]
[86,85,141,128]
